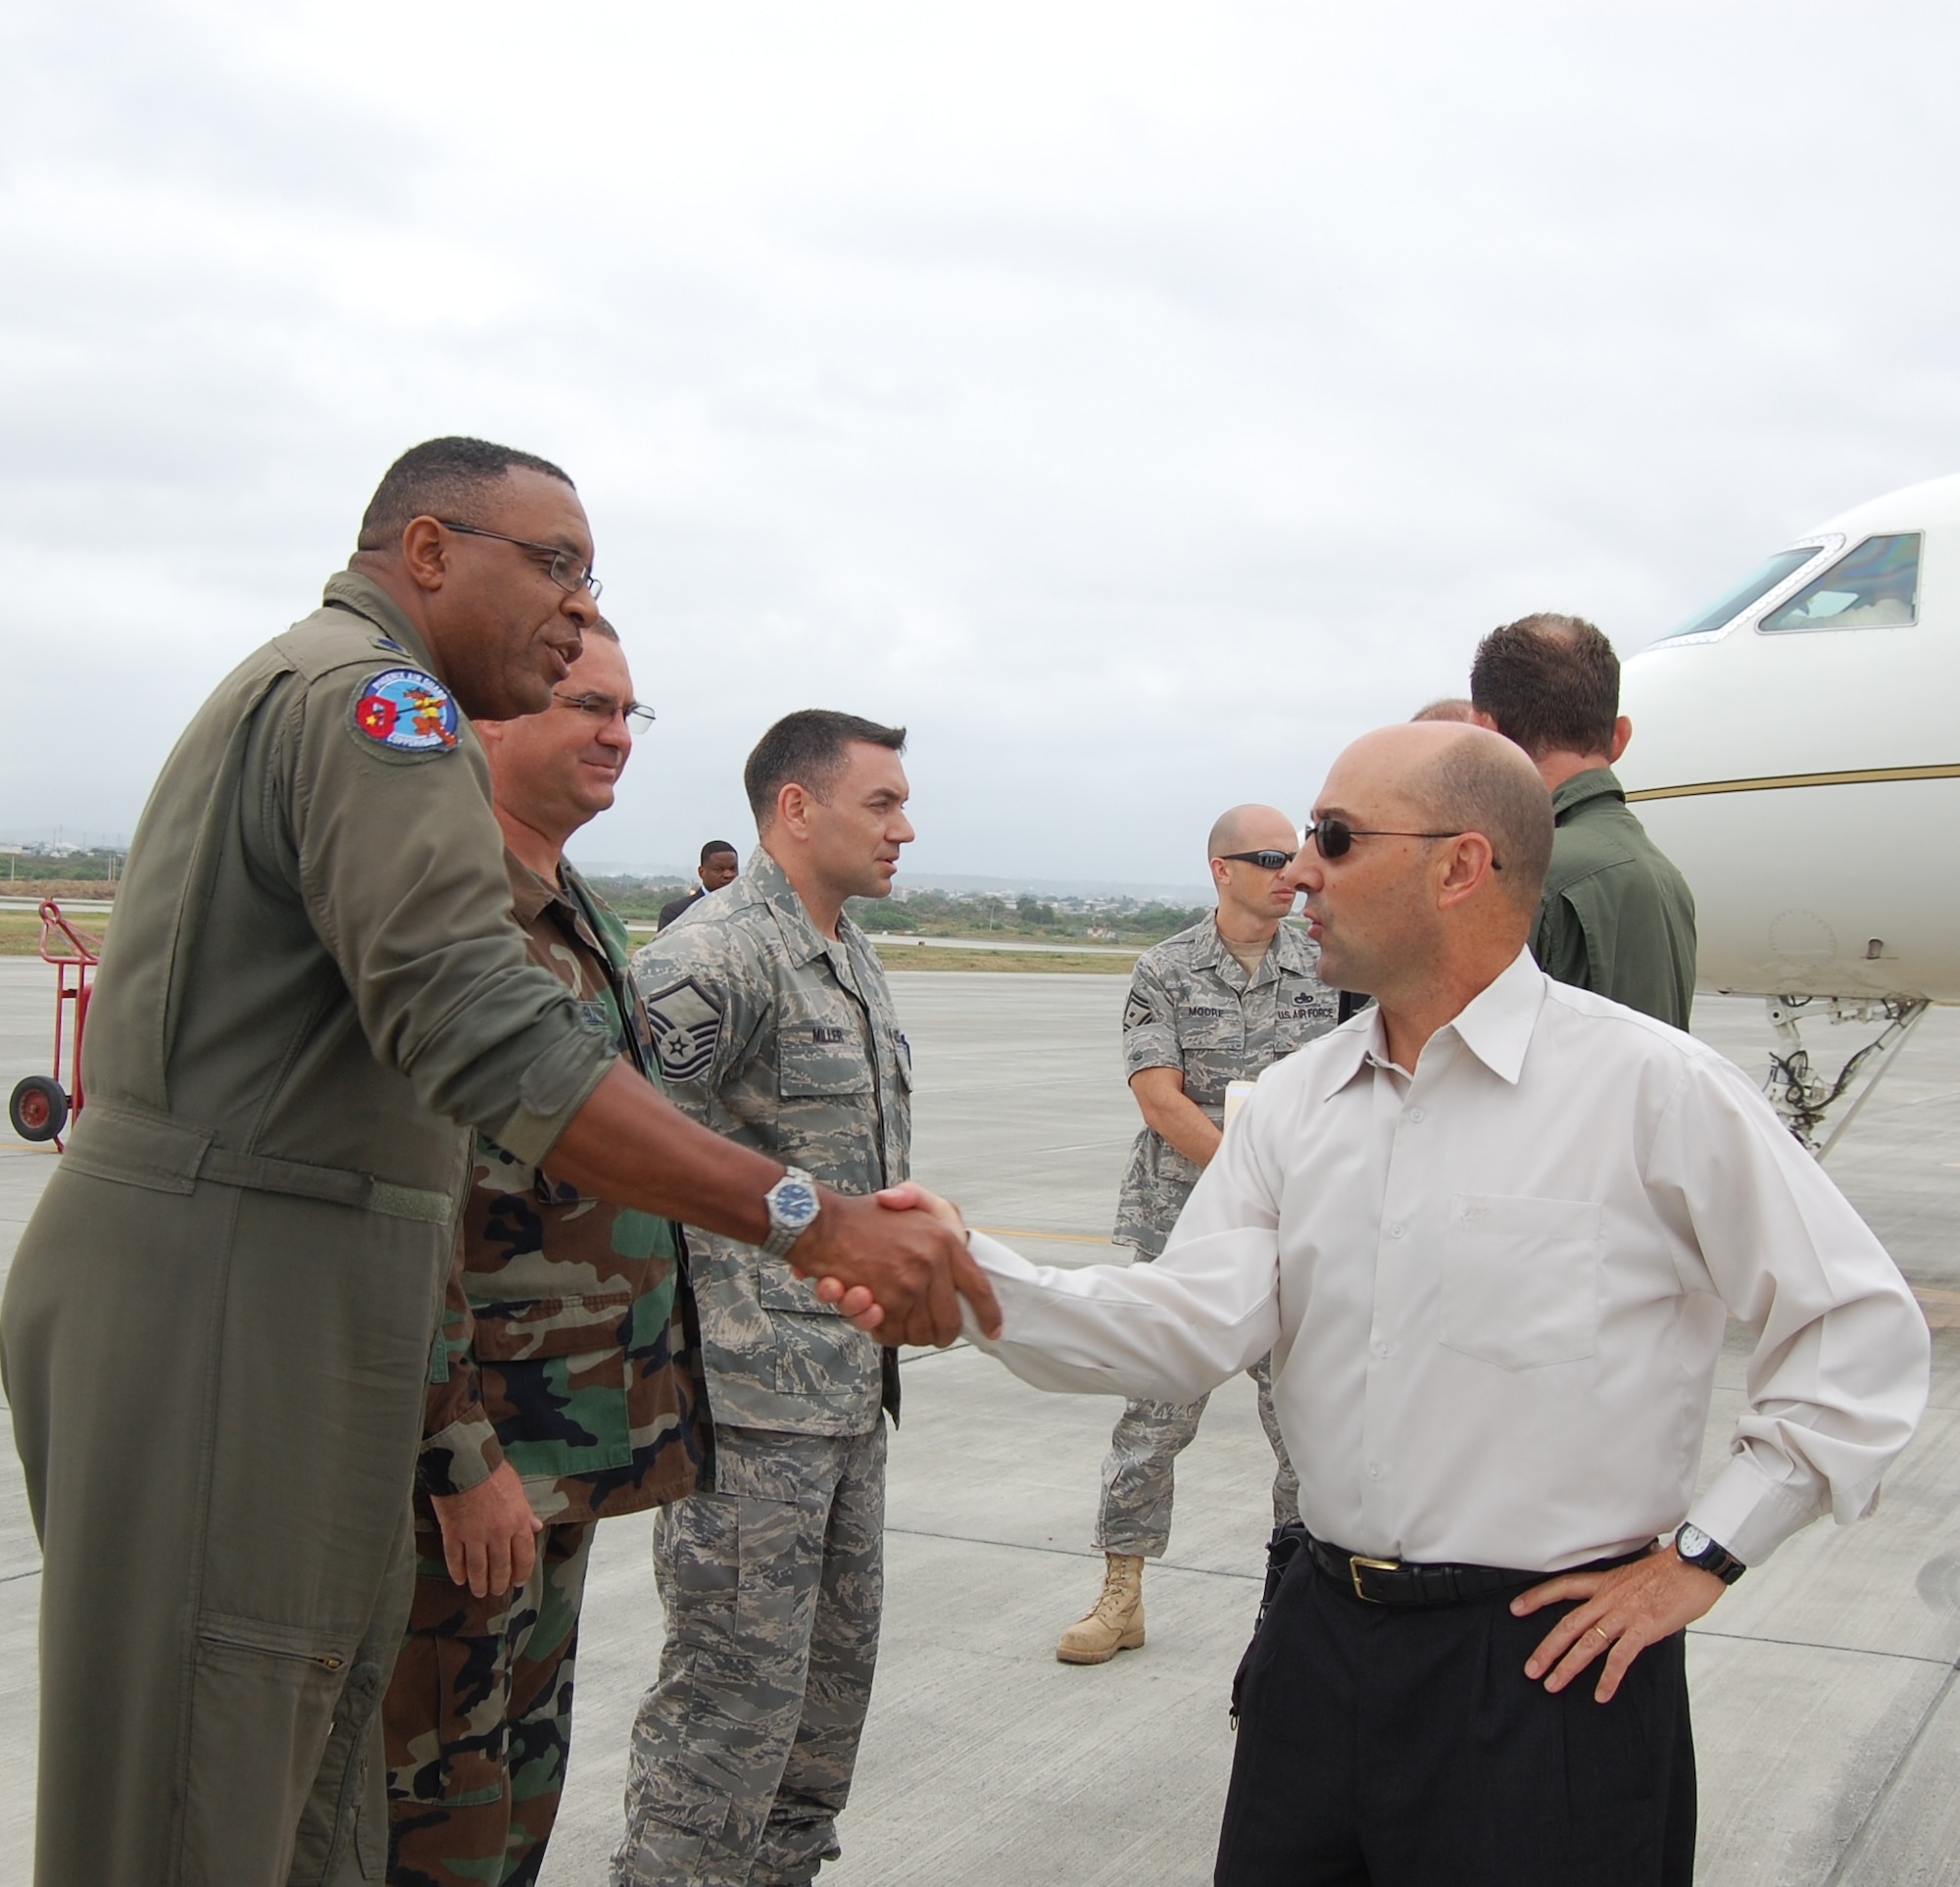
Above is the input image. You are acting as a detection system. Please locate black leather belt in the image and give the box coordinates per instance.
[1305,1532,1652,1609]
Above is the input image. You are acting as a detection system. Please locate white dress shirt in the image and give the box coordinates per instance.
[969,950,1929,1573]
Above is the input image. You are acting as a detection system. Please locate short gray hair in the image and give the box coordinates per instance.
[1408,733,1553,906]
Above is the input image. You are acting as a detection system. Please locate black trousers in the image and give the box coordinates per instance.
[1215,1549,1696,1886]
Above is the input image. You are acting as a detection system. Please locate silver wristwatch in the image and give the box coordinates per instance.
[1674,1522,1745,1585]
[760,1167,822,1260]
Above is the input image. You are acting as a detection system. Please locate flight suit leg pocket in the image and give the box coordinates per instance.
[1441,1194,1601,1371]
[181,1611,354,1881]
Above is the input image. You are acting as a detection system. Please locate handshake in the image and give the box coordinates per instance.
[789,1181,1001,1348]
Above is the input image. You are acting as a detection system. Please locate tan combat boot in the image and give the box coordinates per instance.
[1055,1553,1146,1664]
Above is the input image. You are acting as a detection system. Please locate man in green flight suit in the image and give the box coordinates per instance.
[0,437,995,1887]
[1470,612,1698,1029]
[384,621,710,1886]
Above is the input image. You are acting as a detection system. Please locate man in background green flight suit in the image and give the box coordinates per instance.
[1471,612,1697,1029]
[0,437,994,1887]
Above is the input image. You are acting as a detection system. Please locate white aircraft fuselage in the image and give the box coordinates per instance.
[1616,472,1960,1005]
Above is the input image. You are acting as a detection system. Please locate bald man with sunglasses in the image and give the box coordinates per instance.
[882,724,1927,1885]
[1054,805,1342,1666]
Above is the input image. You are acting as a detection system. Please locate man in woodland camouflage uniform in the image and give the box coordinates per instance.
[1055,805,1342,1664]
[613,711,915,1887]
[385,624,712,1886]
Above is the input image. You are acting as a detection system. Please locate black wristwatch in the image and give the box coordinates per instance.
[1674,1522,1746,1585]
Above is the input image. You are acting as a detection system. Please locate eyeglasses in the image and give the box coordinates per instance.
[438,521,603,601]
[1304,819,1502,869]
[554,689,656,728]
[1217,849,1297,870]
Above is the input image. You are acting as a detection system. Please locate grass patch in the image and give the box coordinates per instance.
[0,912,107,957]
[874,943,1136,975]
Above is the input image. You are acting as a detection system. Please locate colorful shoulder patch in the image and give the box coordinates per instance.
[353,668,461,753]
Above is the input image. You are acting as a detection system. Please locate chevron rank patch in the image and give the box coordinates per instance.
[352,667,461,753]
[645,977,724,1082]
[1123,992,1155,1030]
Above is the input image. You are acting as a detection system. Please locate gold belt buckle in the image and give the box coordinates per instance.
[1349,1554,1399,1602]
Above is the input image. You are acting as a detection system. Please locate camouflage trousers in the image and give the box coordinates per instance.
[612,1422,887,1887]
[383,1502,596,1887]
[1093,1351,1298,1559]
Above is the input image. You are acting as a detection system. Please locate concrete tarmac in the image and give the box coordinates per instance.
[0,959,1956,1883]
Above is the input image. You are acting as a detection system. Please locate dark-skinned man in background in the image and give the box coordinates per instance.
[0,437,994,1887]
[660,840,741,929]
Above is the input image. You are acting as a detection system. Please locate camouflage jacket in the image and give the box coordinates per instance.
[630,847,907,1437]
[419,855,713,1523]
[1115,916,1340,1256]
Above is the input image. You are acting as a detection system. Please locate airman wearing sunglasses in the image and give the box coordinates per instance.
[1055,805,1342,1666]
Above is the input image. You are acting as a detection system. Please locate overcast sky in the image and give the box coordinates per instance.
[5,1,1957,885]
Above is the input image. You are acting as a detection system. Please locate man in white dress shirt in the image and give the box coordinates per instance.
[830,721,1930,1884]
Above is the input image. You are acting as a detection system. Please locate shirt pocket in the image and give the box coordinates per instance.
[776,1024,872,1101]
[1441,1194,1601,1371]
[1177,1003,1244,1056]
[755,1254,840,1316]
[1274,986,1341,1053]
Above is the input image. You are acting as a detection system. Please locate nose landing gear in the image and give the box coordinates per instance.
[1764,994,1931,1158]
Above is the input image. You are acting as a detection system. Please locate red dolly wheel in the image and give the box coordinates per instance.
[9,1074,69,1143]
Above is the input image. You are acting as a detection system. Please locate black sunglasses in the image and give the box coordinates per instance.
[1217,848,1297,870]
[1304,819,1501,869]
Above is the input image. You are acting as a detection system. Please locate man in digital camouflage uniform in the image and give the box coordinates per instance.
[0,440,988,1887]
[1055,804,1343,1665]
[612,710,916,1887]
[384,625,713,1885]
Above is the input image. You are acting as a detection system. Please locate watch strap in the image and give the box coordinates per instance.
[1674,1524,1746,1585]
[760,1167,820,1261]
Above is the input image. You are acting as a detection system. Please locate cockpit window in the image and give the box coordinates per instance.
[1759,533,1920,632]
[1659,547,1821,640]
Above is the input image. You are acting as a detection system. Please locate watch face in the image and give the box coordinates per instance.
[773,1177,820,1229]
[1677,1524,1710,1561]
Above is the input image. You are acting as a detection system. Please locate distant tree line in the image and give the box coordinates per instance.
[579,875,1208,944]
[847,887,1208,945]
[2,846,128,887]
[582,875,696,920]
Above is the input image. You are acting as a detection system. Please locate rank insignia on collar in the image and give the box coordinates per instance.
[354,668,461,753]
